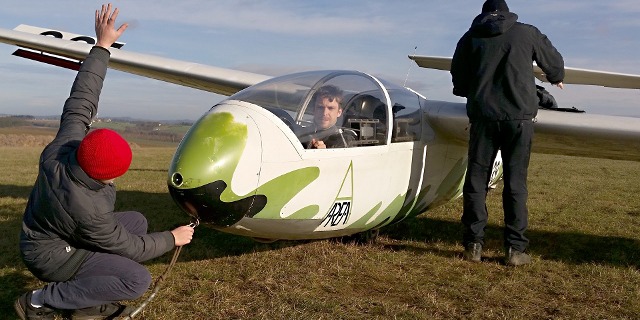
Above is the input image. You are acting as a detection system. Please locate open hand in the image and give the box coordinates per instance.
[95,3,128,49]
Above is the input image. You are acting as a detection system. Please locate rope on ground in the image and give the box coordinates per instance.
[124,218,199,319]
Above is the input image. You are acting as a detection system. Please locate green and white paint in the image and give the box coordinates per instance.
[168,100,481,241]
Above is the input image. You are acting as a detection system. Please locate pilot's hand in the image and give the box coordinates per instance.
[310,139,326,149]
[171,225,195,246]
[95,3,128,49]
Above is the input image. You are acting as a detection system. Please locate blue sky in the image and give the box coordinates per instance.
[0,1,638,121]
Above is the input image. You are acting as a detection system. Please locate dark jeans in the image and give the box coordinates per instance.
[462,120,533,252]
[41,211,153,310]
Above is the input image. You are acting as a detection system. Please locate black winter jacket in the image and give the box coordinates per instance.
[19,47,175,282]
[451,11,564,122]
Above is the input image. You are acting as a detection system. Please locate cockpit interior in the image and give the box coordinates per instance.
[226,70,423,149]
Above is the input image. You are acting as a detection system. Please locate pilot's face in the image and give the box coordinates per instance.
[314,97,342,130]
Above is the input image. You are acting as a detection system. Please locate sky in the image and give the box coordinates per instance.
[0,1,639,121]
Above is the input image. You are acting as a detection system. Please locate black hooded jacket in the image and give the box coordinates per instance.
[19,47,175,282]
[451,11,564,121]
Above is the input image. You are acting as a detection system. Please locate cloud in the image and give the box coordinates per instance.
[122,0,395,36]
[1,0,638,120]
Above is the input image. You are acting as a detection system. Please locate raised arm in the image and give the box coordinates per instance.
[95,3,128,50]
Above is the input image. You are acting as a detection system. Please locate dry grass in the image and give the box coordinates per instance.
[0,142,639,319]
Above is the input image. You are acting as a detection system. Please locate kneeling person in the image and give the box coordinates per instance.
[14,4,195,319]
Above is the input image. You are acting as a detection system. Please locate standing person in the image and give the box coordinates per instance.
[450,0,564,266]
[14,4,195,319]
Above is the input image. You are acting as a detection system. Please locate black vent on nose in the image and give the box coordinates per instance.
[168,180,267,227]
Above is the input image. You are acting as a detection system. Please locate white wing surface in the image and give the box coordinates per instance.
[2,27,639,161]
[0,26,270,96]
[425,100,640,161]
[409,55,640,89]
[411,54,640,161]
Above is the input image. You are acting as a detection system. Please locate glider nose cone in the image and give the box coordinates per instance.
[167,107,266,227]
[169,180,266,227]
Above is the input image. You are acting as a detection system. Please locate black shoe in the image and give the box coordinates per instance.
[69,303,133,320]
[14,291,57,320]
[463,242,482,262]
[505,247,531,266]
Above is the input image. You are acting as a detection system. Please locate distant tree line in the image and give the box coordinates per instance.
[123,126,183,143]
[0,116,189,143]
[0,116,33,128]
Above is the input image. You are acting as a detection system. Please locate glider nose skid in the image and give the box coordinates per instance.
[167,103,266,227]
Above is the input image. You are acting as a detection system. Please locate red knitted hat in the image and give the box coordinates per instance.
[77,128,132,180]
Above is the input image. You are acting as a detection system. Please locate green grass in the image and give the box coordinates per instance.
[1,146,639,319]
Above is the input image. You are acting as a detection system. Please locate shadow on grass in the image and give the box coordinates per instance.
[0,271,35,319]
[2,183,638,268]
[0,184,305,318]
[113,188,306,265]
[127,168,168,173]
[0,184,32,200]
[381,216,640,268]
[0,184,303,268]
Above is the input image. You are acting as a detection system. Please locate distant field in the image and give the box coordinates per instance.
[0,144,639,319]
[0,117,190,148]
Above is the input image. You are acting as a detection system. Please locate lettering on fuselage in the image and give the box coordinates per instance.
[322,200,351,227]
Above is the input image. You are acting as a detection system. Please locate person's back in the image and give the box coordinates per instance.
[450,0,564,266]
[451,4,564,121]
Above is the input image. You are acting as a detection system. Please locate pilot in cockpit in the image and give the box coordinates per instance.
[305,85,355,149]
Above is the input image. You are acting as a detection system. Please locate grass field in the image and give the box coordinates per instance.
[0,143,639,319]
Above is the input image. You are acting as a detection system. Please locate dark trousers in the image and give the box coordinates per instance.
[41,211,153,310]
[462,120,533,252]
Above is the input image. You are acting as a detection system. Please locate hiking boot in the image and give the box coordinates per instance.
[505,247,531,266]
[68,303,133,320]
[463,242,482,262]
[14,291,57,320]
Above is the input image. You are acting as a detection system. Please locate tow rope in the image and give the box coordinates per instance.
[124,218,199,319]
